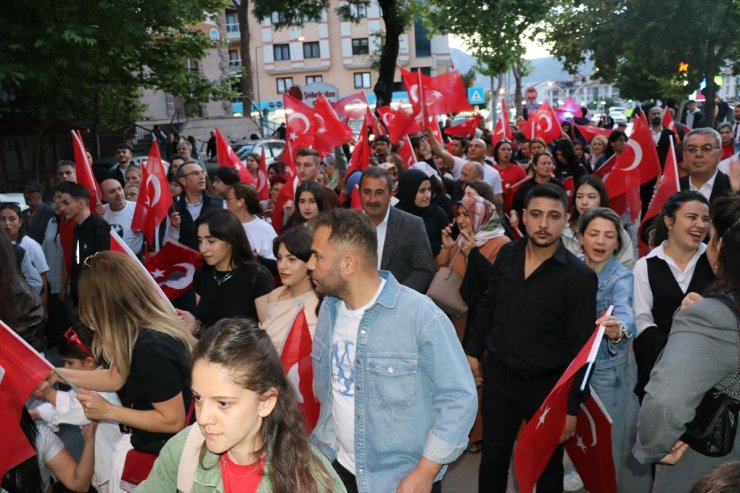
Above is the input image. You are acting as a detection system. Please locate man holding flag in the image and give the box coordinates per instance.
[465,184,597,493]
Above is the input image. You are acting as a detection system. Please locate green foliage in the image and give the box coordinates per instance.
[545,0,740,103]
[0,0,232,129]
[462,68,477,88]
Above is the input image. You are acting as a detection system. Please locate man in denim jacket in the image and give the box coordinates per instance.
[308,209,477,493]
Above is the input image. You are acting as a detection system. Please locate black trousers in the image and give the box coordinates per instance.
[332,460,443,493]
[479,354,565,493]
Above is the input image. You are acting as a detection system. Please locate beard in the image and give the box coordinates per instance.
[311,270,348,299]
[651,117,662,126]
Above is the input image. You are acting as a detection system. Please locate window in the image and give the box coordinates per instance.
[414,15,431,57]
[277,77,294,94]
[350,4,367,18]
[225,11,239,34]
[303,42,320,59]
[228,50,240,70]
[354,72,371,89]
[270,11,287,25]
[273,44,290,61]
[352,38,369,55]
[306,75,323,84]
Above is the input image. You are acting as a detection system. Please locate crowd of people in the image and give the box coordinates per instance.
[3,100,740,493]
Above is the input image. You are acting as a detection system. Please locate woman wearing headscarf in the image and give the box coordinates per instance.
[396,169,449,257]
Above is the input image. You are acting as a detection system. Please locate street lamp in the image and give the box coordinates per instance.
[547,81,567,105]
[254,45,264,135]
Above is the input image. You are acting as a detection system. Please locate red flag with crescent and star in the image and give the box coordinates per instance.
[284,94,317,152]
[313,94,354,157]
[662,107,681,144]
[491,99,514,148]
[332,91,369,122]
[445,113,481,139]
[565,393,618,493]
[522,101,564,144]
[132,139,173,246]
[0,319,54,478]
[71,130,102,208]
[575,124,612,143]
[215,129,256,187]
[256,148,270,201]
[514,308,614,493]
[145,239,203,301]
[603,116,661,199]
[400,68,472,115]
[280,308,319,431]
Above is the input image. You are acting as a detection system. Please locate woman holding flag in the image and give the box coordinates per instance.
[56,250,196,491]
[262,227,319,354]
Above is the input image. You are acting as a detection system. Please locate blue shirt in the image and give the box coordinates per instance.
[311,271,477,493]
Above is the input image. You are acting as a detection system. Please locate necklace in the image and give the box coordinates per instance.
[212,269,236,286]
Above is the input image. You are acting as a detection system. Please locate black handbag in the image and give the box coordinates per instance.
[680,294,740,457]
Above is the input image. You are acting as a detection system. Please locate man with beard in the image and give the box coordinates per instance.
[308,208,477,493]
[642,106,679,215]
[465,184,597,493]
[100,178,144,255]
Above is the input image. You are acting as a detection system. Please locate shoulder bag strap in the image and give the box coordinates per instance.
[176,425,205,493]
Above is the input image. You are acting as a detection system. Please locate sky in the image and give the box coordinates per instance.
[448,34,552,59]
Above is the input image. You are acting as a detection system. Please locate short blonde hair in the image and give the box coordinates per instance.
[77,251,195,378]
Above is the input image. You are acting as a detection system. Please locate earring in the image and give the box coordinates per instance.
[713,262,719,270]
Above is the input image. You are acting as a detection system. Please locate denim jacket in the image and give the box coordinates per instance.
[587,256,636,369]
[311,271,477,493]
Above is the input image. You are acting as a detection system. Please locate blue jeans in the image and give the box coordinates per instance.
[590,361,633,479]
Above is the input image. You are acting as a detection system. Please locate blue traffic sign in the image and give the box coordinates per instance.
[468,87,485,105]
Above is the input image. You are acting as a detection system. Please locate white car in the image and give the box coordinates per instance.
[608,107,628,125]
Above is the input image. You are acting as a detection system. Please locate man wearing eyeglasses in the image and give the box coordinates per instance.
[679,128,733,208]
[171,161,223,250]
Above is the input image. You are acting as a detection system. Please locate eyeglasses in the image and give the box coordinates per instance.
[685,144,719,155]
[182,169,205,178]
[64,327,92,357]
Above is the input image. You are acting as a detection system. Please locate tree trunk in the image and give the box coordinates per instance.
[374,0,403,107]
[701,43,718,129]
[236,0,254,120]
[513,58,524,119]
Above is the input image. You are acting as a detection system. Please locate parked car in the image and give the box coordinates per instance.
[608,106,629,124]
[92,156,170,183]
[203,139,285,178]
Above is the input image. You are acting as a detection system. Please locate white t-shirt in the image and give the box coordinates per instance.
[242,217,278,260]
[104,201,144,254]
[375,206,392,270]
[37,423,65,491]
[332,279,386,474]
[18,234,49,274]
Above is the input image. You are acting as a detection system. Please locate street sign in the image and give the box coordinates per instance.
[468,87,485,105]
[525,87,538,103]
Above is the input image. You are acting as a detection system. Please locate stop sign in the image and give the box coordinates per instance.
[525,87,538,102]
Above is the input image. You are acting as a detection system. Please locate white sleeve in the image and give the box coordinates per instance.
[451,156,466,180]
[24,238,50,273]
[633,258,655,337]
[55,390,91,426]
[37,423,66,463]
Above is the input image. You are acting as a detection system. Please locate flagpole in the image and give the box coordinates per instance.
[417,69,426,131]
[579,305,614,391]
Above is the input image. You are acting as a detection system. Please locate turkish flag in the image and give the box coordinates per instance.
[277,139,297,178]
[503,175,530,214]
[110,230,175,309]
[364,106,385,138]
[491,99,514,148]
[350,184,363,210]
[132,139,173,246]
[662,108,681,144]
[271,175,298,235]
[345,118,371,179]
[428,115,444,145]
[280,308,320,431]
[565,393,618,493]
[514,308,612,493]
[146,239,203,301]
[575,124,612,142]
[284,94,316,151]
[313,94,354,157]
[445,114,481,139]
[638,138,680,256]
[71,130,101,208]
[383,105,421,144]
[215,128,256,186]
[522,101,564,144]
[401,68,472,115]
[397,136,417,170]
[256,148,270,201]
[592,154,616,180]
[603,116,661,199]
[332,91,369,121]
[0,388,36,480]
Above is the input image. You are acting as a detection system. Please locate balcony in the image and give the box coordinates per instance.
[226,23,240,41]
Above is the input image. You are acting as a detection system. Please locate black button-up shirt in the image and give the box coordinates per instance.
[466,238,597,414]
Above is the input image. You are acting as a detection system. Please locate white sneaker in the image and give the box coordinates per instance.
[563,470,584,491]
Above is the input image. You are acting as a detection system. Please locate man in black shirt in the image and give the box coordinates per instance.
[171,161,224,250]
[466,183,597,493]
[58,182,110,305]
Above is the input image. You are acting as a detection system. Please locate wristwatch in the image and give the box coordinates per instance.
[611,323,627,344]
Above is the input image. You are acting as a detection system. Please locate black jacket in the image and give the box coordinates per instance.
[173,193,225,250]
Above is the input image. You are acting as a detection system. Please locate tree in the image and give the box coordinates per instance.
[253,0,414,107]
[234,0,256,120]
[546,0,740,127]
[0,0,232,168]
[425,0,553,108]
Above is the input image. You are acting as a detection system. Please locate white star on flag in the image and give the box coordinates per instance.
[536,406,551,429]
[289,132,298,141]
[152,269,165,279]
[576,434,587,453]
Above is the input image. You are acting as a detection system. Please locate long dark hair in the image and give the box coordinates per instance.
[652,191,710,246]
[705,195,740,307]
[193,318,333,493]
[0,229,24,324]
[286,181,328,228]
[2,408,42,493]
[0,202,25,243]
[569,175,609,229]
[604,130,628,160]
[272,226,313,263]
[196,209,256,269]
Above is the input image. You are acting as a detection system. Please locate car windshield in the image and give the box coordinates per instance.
[236,143,256,159]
